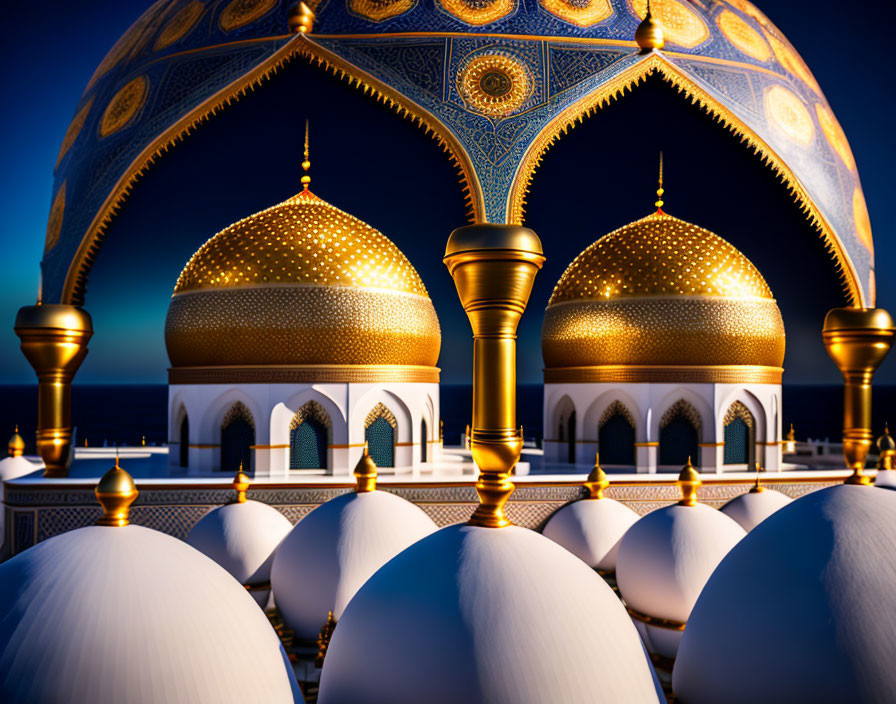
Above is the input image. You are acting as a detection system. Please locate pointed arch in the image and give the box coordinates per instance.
[723,401,755,465]
[365,402,397,468]
[598,401,636,466]
[221,401,254,473]
[659,399,701,467]
[289,400,331,470]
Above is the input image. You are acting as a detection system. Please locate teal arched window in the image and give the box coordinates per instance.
[365,403,397,468]
[290,401,330,470]
[724,402,755,465]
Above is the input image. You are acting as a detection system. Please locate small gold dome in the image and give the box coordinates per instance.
[166,189,441,373]
[543,212,785,380]
[8,426,25,457]
[635,11,665,52]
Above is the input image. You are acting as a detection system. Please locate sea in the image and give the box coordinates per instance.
[1,384,895,453]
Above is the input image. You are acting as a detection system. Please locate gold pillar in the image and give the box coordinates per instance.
[444,224,544,527]
[14,303,93,478]
[822,307,894,485]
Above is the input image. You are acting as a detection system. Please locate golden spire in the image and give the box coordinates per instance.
[287,1,315,33]
[301,120,311,191]
[8,425,25,458]
[635,0,665,52]
[95,453,138,527]
[354,442,378,493]
[876,423,895,470]
[749,461,765,493]
[655,151,664,213]
[786,423,795,442]
[233,463,250,503]
[584,451,609,499]
[677,457,701,506]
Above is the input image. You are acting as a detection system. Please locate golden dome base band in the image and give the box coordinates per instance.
[543,365,782,384]
[168,364,440,384]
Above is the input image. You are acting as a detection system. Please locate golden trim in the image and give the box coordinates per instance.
[252,444,290,450]
[508,53,866,306]
[188,443,220,449]
[634,442,659,447]
[544,364,783,384]
[168,364,440,384]
[625,604,686,631]
[698,442,724,447]
[244,579,272,592]
[328,442,367,449]
[61,34,483,305]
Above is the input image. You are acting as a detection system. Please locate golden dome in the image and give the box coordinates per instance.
[166,189,440,378]
[543,211,785,382]
[8,426,25,458]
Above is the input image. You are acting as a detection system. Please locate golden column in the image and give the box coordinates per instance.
[14,303,93,477]
[444,224,544,528]
[822,307,894,485]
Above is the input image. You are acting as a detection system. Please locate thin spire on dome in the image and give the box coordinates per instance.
[95,453,138,527]
[677,457,701,506]
[301,119,311,191]
[655,151,665,213]
[8,425,25,457]
[750,461,765,494]
[354,442,378,493]
[233,463,250,503]
[584,451,610,499]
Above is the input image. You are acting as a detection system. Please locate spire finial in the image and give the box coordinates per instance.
[750,461,766,493]
[584,451,610,499]
[301,120,311,190]
[677,456,701,506]
[8,425,25,458]
[233,462,250,503]
[655,151,664,212]
[636,0,665,52]
[96,455,138,527]
[354,441,378,493]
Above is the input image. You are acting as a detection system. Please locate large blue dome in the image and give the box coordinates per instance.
[47,0,873,307]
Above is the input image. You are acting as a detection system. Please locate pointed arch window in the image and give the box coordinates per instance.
[724,401,755,465]
[598,401,636,466]
[659,400,701,467]
[365,403,397,468]
[290,401,331,470]
[221,401,254,472]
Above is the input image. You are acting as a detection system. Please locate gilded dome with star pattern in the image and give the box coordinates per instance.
[542,211,785,382]
[165,189,440,377]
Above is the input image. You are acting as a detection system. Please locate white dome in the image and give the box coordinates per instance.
[271,490,436,641]
[874,470,896,490]
[542,497,639,571]
[318,524,664,704]
[674,485,896,704]
[187,499,293,606]
[0,524,302,703]
[0,455,40,482]
[720,488,792,531]
[616,503,745,659]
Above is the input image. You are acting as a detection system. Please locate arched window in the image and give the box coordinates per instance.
[365,403,397,468]
[221,402,254,472]
[179,413,189,468]
[289,401,330,470]
[554,397,576,465]
[598,401,635,466]
[567,411,577,463]
[724,401,755,465]
[421,418,428,463]
[659,400,701,467]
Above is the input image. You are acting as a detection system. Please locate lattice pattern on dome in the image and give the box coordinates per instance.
[174,189,429,297]
[549,212,774,304]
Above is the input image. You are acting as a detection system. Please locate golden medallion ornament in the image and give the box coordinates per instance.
[56,97,94,167]
[460,53,532,117]
[44,182,66,252]
[816,103,856,171]
[154,1,205,51]
[630,0,709,49]
[852,188,873,254]
[764,84,814,145]
[219,0,279,32]
[99,75,149,137]
[437,0,515,26]
[349,0,417,22]
[539,0,613,29]
[716,10,770,61]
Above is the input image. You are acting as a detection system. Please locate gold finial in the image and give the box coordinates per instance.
[786,423,795,442]
[301,120,311,190]
[315,611,336,668]
[822,307,895,486]
[655,151,664,212]
[141,435,146,447]
[233,463,250,503]
[287,1,315,33]
[876,423,895,470]
[95,454,138,527]
[677,457,701,506]
[8,425,25,458]
[584,451,610,499]
[635,0,665,52]
[354,442,378,493]
[750,461,765,493]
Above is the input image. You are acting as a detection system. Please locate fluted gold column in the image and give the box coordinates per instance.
[444,224,544,527]
[14,303,93,477]
[822,307,894,485]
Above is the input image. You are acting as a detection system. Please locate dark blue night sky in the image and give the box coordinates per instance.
[0,1,893,385]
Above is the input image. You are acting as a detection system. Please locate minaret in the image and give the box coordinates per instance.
[444,223,544,527]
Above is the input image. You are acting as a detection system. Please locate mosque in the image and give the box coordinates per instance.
[3,1,896,703]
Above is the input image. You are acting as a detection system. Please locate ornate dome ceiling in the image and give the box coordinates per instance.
[45,0,873,309]
[165,187,441,378]
[542,210,786,381]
